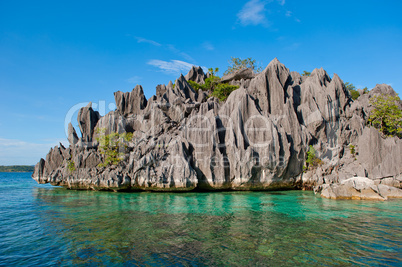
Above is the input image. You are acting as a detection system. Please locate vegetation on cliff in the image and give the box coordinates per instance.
[96,129,133,167]
[224,57,262,75]
[369,94,402,137]
[304,145,323,171]
[188,67,239,102]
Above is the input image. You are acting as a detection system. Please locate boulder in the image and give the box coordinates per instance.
[220,68,255,83]
[317,177,402,200]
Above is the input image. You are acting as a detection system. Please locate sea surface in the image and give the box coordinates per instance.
[0,172,401,266]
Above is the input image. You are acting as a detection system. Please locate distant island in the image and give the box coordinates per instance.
[1,165,34,172]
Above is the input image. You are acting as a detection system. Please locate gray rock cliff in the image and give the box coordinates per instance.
[32,58,402,198]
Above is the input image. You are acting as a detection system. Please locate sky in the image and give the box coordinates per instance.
[0,0,401,165]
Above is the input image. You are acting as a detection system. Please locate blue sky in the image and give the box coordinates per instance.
[0,0,401,165]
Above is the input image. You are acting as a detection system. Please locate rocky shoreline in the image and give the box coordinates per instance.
[32,58,402,200]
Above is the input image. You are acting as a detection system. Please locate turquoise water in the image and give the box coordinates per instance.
[0,172,401,266]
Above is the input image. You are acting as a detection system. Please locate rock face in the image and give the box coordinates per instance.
[32,58,402,197]
[67,123,79,145]
[114,85,148,116]
[184,66,206,84]
[77,102,100,143]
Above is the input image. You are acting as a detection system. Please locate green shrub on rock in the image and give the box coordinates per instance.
[368,95,402,137]
[304,145,322,170]
[67,160,76,173]
[187,67,239,102]
[96,129,133,167]
[187,80,201,92]
[349,89,360,100]
[210,83,239,102]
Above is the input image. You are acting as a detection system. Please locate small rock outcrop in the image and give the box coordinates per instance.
[316,177,402,200]
[220,68,255,83]
[32,58,402,199]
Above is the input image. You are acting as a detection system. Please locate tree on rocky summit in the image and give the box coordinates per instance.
[302,71,311,77]
[344,82,359,100]
[344,82,356,91]
[368,94,402,138]
[349,89,360,100]
[224,57,262,75]
[188,67,239,102]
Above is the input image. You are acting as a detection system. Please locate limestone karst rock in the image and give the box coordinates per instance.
[114,85,148,116]
[67,123,79,146]
[77,102,101,143]
[32,58,402,196]
[184,66,206,84]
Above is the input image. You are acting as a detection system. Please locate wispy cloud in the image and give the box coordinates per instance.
[166,44,194,62]
[237,0,269,26]
[135,37,161,46]
[132,36,194,62]
[202,41,215,51]
[147,60,195,75]
[237,0,293,27]
[126,76,141,84]
[0,137,67,165]
[285,9,301,23]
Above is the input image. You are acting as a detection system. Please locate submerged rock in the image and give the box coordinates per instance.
[32,58,402,197]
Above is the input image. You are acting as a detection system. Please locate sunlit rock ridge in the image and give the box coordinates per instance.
[32,58,402,199]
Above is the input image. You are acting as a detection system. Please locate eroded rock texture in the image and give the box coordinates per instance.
[32,58,402,195]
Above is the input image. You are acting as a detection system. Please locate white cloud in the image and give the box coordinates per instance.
[202,41,215,51]
[147,59,195,75]
[132,36,194,62]
[237,0,269,26]
[166,44,194,62]
[285,10,300,22]
[0,138,68,165]
[277,0,285,5]
[126,76,141,84]
[135,37,161,46]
